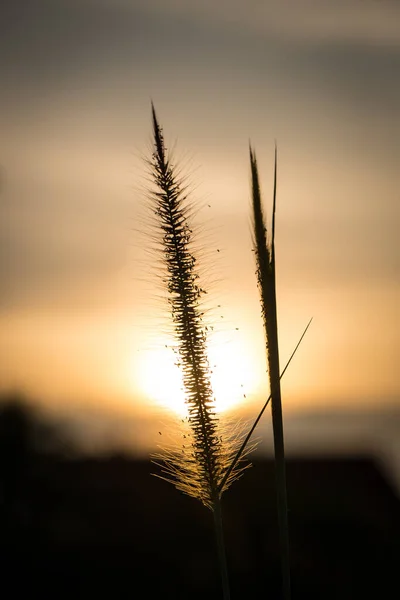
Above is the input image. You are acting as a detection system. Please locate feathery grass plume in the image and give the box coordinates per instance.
[250,144,291,600]
[146,104,252,599]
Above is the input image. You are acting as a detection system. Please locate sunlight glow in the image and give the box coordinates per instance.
[137,334,260,417]
[138,347,187,416]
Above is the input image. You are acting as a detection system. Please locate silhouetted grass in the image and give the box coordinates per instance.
[143,106,311,600]
[145,105,254,599]
[250,144,291,599]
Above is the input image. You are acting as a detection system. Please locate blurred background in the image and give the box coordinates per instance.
[0,2,399,597]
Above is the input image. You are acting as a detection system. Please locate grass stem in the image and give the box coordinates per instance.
[217,318,312,495]
[213,495,231,600]
[250,144,291,600]
[147,104,232,599]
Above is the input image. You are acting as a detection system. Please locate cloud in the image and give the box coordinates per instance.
[1,0,399,125]
[89,0,400,46]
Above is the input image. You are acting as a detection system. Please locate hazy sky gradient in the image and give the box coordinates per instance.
[0,2,399,474]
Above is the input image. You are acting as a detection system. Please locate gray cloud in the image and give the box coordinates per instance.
[81,0,400,47]
[2,1,399,93]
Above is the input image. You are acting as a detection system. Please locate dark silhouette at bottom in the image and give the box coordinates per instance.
[0,398,399,599]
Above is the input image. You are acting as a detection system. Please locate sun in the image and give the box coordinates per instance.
[138,346,187,416]
[136,333,261,416]
[208,340,256,412]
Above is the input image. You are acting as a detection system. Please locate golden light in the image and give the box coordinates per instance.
[136,333,261,416]
[208,339,256,412]
[137,346,187,416]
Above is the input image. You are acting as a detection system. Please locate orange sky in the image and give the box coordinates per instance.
[0,1,399,472]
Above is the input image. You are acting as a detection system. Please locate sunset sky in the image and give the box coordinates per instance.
[0,1,399,482]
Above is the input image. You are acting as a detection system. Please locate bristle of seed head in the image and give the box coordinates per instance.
[148,107,252,509]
